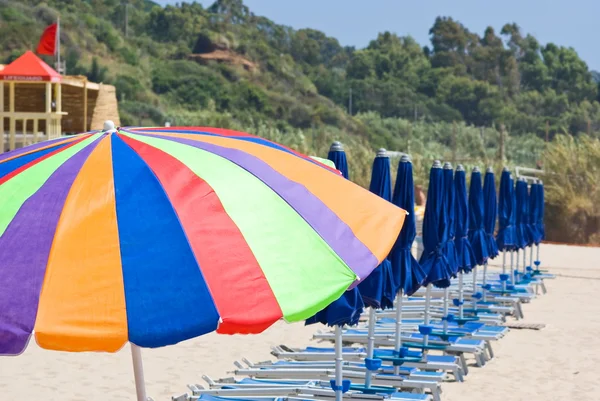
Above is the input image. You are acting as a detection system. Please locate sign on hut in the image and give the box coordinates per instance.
[0,51,119,153]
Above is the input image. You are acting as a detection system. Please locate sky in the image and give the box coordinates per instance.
[156,0,599,70]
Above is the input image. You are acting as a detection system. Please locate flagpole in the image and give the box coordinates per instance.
[56,17,61,73]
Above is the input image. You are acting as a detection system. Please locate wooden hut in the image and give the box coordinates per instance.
[0,51,119,153]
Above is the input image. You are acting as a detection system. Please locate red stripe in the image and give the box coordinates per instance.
[119,134,284,334]
[0,136,90,186]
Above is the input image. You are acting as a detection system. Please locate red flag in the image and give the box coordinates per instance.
[36,23,57,55]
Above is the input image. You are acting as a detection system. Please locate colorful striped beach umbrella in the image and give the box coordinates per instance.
[0,124,406,400]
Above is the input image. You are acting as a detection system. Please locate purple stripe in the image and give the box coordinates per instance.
[0,137,101,355]
[134,132,378,281]
[0,136,84,164]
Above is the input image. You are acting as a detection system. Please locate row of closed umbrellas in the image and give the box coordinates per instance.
[319,142,546,401]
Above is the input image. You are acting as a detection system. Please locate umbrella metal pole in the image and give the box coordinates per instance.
[394,290,403,375]
[442,287,449,333]
[515,249,520,281]
[365,307,376,388]
[471,267,478,310]
[529,245,534,272]
[522,247,527,274]
[458,272,464,319]
[131,344,148,401]
[482,262,488,302]
[334,326,343,401]
[424,284,431,347]
[510,250,515,285]
[536,243,540,265]
[502,251,507,292]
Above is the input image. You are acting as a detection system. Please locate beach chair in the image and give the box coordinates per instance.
[228,365,442,401]
[270,346,464,382]
[186,376,434,401]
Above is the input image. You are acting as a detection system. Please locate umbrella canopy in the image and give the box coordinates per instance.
[0,126,406,356]
[537,181,546,242]
[442,162,458,276]
[389,155,426,296]
[483,168,499,259]
[358,149,395,309]
[496,168,515,251]
[468,168,489,265]
[419,161,453,288]
[515,178,530,249]
[454,165,476,273]
[328,141,349,179]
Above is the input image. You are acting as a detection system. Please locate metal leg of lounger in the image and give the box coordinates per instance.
[541,280,547,294]
[485,341,495,359]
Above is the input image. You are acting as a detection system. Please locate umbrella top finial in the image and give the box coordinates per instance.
[538,179,543,185]
[330,141,344,152]
[432,160,442,168]
[376,148,388,158]
[486,166,494,173]
[400,154,411,163]
[456,164,465,171]
[103,120,115,132]
[502,166,510,172]
[443,161,453,169]
[472,166,481,173]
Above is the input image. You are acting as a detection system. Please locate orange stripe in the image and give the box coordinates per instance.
[35,136,128,352]
[143,132,405,263]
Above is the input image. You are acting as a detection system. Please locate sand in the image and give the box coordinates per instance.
[1,243,599,401]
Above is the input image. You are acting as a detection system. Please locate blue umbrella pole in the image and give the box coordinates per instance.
[394,290,403,375]
[334,326,343,401]
[458,273,464,319]
[423,284,432,347]
[365,307,376,388]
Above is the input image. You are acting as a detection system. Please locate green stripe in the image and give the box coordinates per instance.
[124,132,357,322]
[0,134,101,236]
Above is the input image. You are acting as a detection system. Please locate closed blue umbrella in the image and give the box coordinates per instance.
[534,181,545,268]
[390,155,425,364]
[390,155,426,297]
[529,181,541,244]
[454,165,476,318]
[442,162,458,276]
[454,165,476,273]
[496,168,515,284]
[359,149,394,309]
[514,178,529,250]
[319,143,363,400]
[328,141,349,179]
[496,168,515,251]
[483,168,499,259]
[538,181,545,242]
[419,161,453,288]
[468,168,489,266]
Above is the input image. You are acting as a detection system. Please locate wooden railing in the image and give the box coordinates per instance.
[1,112,65,152]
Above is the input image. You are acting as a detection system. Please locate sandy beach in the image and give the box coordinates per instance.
[1,243,599,401]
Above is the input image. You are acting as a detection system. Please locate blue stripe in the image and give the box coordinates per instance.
[110,135,219,347]
[0,143,70,179]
